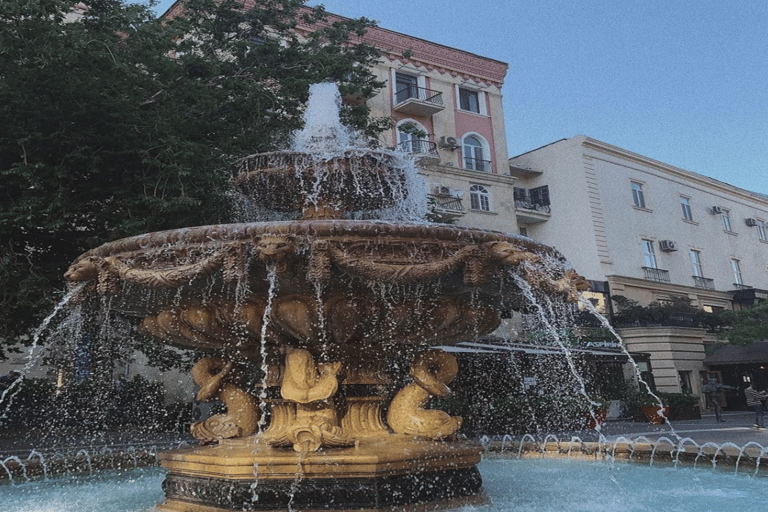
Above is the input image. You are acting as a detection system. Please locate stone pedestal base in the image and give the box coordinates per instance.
[155,437,483,511]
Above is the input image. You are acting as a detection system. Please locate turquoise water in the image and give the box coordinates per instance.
[479,458,768,512]
[3,468,165,512]
[3,459,767,512]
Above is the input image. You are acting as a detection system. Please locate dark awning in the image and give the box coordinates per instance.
[704,341,768,366]
[439,340,628,362]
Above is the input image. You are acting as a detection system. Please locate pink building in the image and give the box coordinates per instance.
[296,10,518,233]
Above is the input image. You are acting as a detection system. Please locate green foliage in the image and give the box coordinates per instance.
[611,295,717,328]
[0,377,56,428]
[716,301,768,346]
[656,391,699,408]
[478,393,592,434]
[0,0,385,355]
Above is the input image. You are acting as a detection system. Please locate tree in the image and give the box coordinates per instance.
[717,302,768,346]
[0,0,385,358]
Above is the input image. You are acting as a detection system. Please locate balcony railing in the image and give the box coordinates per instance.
[515,200,551,214]
[395,86,443,106]
[732,283,752,290]
[429,194,464,213]
[393,86,445,117]
[397,140,439,156]
[692,276,715,290]
[642,267,670,283]
[463,157,492,173]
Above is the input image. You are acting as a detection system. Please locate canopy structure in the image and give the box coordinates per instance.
[704,341,768,366]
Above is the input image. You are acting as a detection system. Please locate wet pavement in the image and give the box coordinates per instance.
[600,410,768,448]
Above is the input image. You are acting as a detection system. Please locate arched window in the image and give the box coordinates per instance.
[397,120,429,154]
[463,135,489,172]
[469,184,490,212]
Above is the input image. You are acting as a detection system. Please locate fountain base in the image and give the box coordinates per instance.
[156,437,483,511]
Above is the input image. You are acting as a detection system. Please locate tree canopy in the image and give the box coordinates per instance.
[717,302,768,346]
[0,0,385,357]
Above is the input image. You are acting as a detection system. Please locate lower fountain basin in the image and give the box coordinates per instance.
[5,458,767,512]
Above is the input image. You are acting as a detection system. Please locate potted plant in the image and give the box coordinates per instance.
[625,389,669,425]
[584,398,609,429]
[657,392,701,420]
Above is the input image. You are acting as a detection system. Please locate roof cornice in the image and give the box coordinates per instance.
[581,136,768,206]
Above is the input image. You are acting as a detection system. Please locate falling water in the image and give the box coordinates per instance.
[577,294,674,432]
[0,283,86,415]
[292,83,356,156]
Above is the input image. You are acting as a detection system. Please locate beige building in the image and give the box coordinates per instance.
[509,135,768,396]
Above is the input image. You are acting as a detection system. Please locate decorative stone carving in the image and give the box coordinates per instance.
[387,349,462,439]
[255,234,297,272]
[137,300,266,350]
[263,348,352,453]
[189,357,260,444]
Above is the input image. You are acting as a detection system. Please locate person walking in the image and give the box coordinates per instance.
[744,383,768,429]
[703,379,734,422]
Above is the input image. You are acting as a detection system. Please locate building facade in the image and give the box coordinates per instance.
[510,135,768,398]
[295,14,518,234]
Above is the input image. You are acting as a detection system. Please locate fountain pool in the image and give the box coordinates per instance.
[4,459,766,512]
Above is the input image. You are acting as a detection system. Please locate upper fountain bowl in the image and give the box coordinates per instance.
[234,150,408,219]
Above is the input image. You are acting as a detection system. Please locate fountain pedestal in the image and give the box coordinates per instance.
[156,438,483,511]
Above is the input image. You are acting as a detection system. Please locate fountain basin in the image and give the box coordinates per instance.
[64,220,573,356]
[5,458,768,512]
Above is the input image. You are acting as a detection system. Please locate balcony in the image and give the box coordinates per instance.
[393,86,445,117]
[692,276,715,290]
[463,157,492,173]
[429,194,465,213]
[397,140,440,165]
[642,267,670,283]
[515,200,551,224]
[730,286,768,308]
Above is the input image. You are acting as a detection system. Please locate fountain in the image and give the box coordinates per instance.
[61,83,590,511]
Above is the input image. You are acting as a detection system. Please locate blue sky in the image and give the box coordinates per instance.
[154,1,768,195]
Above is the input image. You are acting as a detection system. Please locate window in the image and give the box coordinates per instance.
[679,371,692,394]
[731,258,743,285]
[680,196,693,221]
[631,181,646,209]
[529,186,551,207]
[690,250,703,277]
[757,221,767,242]
[397,121,427,153]
[642,239,657,269]
[459,87,480,113]
[721,209,733,231]
[469,184,490,212]
[395,72,418,103]
[463,135,488,172]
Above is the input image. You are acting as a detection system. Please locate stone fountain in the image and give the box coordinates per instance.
[63,84,588,511]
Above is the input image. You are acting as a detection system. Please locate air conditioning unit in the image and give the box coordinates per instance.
[711,206,725,215]
[659,240,677,252]
[746,218,760,227]
[438,136,459,150]
[430,184,453,196]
